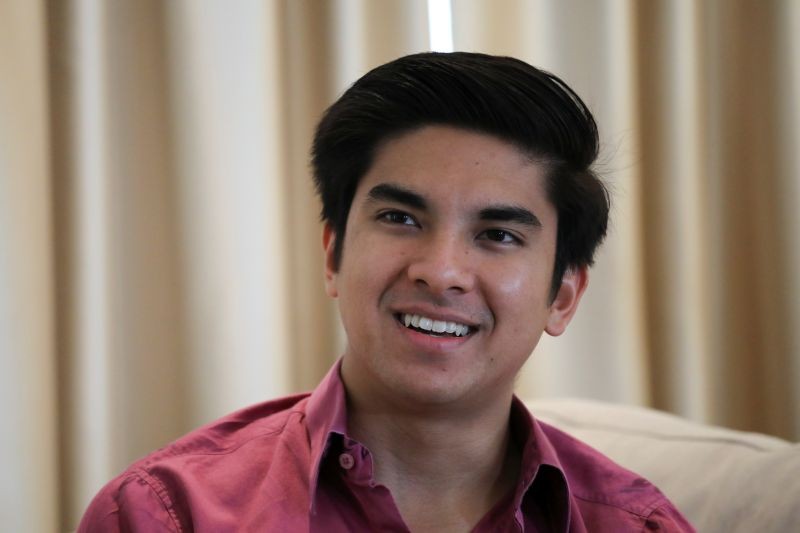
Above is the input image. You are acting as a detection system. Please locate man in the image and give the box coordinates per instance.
[79,52,693,532]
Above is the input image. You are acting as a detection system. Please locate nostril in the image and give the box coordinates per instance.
[405,241,476,294]
[408,267,473,294]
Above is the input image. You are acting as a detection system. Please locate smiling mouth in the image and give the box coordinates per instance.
[395,313,473,337]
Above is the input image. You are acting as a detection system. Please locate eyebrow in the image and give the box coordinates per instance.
[479,206,542,228]
[366,182,542,228]
[366,183,428,210]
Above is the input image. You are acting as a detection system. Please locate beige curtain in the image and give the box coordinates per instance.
[1,1,797,531]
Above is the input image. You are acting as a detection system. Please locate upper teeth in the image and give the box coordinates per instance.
[401,313,470,336]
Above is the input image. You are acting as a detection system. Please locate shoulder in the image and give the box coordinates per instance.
[78,392,312,532]
[143,391,311,462]
[538,421,694,532]
[77,468,181,532]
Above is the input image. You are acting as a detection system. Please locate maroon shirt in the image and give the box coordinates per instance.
[78,361,693,532]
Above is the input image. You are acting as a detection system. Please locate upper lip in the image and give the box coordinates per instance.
[391,305,480,327]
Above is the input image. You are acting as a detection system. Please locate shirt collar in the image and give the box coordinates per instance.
[304,360,572,530]
[510,395,572,532]
[304,358,349,510]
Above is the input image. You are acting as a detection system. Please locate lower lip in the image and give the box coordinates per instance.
[394,317,473,353]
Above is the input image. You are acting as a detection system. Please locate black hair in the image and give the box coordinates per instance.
[311,51,609,301]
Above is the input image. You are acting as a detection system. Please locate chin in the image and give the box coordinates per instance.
[344,346,493,409]
[377,364,480,408]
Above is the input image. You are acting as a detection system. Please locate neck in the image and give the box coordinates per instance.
[344,381,521,532]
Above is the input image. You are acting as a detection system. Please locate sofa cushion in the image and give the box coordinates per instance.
[527,398,800,533]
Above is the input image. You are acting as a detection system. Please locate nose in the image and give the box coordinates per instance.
[406,231,476,295]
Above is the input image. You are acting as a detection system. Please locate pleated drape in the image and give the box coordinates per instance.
[1,1,798,531]
[1,2,59,532]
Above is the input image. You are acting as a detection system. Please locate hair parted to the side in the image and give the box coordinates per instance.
[311,51,610,301]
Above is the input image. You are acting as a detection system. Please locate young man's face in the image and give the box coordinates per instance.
[324,125,587,410]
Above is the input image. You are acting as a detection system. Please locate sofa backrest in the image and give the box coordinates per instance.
[527,398,800,532]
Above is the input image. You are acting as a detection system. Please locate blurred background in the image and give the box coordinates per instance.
[1,0,798,531]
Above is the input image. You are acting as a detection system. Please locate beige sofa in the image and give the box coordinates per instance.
[527,398,800,532]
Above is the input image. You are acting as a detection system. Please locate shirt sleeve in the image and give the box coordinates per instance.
[77,470,180,533]
[643,503,696,533]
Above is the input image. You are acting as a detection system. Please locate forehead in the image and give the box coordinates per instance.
[354,126,554,218]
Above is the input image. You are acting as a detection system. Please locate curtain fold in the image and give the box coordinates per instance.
[635,0,711,421]
[0,3,59,532]
[1,1,798,531]
[47,0,192,523]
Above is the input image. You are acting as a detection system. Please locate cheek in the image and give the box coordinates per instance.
[486,262,552,334]
[491,261,549,302]
[496,273,525,295]
[339,233,403,307]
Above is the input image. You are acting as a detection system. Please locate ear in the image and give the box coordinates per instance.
[545,266,589,336]
[322,223,339,298]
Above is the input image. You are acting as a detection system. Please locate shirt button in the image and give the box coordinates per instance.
[339,453,355,470]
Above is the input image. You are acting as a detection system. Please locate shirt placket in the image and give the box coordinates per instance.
[339,438,411,532]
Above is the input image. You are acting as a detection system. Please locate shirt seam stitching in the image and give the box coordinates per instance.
[130,467,183,532]
[572,492,664,519]
[641,503,670,532]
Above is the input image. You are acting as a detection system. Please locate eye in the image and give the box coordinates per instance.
[378,210,419,227]
[479,229,521,245]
